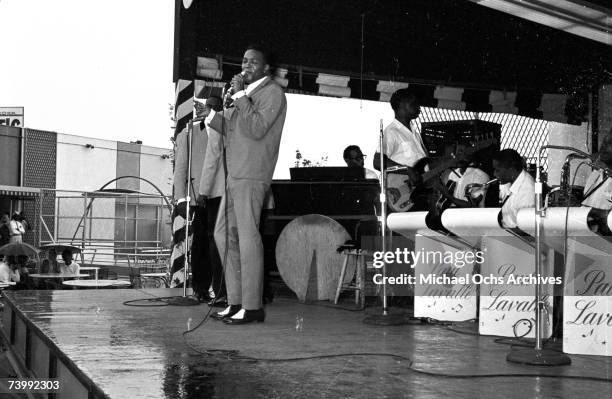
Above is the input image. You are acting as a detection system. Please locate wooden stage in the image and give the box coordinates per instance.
[1,288,611,398]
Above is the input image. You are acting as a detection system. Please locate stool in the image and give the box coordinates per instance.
[334,249,370,308]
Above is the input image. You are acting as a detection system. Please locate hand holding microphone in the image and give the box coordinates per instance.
[231,71,246,93]
[224,71,246,107]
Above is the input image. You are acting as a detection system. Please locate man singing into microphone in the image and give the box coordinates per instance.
[204,44,287,324]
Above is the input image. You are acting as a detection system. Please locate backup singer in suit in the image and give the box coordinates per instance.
[173,91,214,302]
[195,96,228,306]
[204,45,287,324]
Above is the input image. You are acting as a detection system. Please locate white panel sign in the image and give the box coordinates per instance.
[413,233,478,322]
[479,236,554,338]
[563,239,612,356]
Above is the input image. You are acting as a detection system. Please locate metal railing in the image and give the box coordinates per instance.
[34,189,173,280]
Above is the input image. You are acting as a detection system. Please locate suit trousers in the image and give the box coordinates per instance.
[189,206,209,298]
[214,178,268,310]
[206,196,226,298]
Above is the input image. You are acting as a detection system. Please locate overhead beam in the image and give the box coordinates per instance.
[469,0,611,45]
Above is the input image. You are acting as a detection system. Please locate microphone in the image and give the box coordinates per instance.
[385,165,409,172]
[224,71,246,107]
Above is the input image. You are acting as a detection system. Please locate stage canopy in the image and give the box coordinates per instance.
[172,0,611,139]
[174,0,610,91]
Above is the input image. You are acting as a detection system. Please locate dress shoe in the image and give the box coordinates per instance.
[196,293,213,303]
[208,296,228,308]
[211,304,241,321]
[223,308,265,325]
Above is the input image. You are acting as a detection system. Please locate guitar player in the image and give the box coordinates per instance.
[434,142,491,210]
[373,88,430,211]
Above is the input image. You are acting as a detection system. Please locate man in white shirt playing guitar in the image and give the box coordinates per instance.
[373,88,429,211]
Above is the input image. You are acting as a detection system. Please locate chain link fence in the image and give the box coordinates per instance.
[415,107,550,171]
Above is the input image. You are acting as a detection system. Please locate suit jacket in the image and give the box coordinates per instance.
[198,126,225,199]
[210,76,287,184]
[173,122,207,204]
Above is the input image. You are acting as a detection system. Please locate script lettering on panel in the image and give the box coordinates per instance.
[414,233,478,322]
[563,238,612,356]
[479,236,554,338]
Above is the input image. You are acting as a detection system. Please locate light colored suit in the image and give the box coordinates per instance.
[172,122,214,298]
[173,122,208,205]
[210,76,287,309]
[198,126,225,199]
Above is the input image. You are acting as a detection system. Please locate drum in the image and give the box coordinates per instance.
[275,214,352,301]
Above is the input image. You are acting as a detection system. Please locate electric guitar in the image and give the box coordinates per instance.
[435,179,458,212]
[386,135,498,212]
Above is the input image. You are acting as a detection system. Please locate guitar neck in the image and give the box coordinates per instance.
[421,160,456,183]
[419,137,497,183]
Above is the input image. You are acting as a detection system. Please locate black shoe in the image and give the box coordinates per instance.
[196,293,213,303]
[211,304,241,321]
[208,296,228,308]
[223,308,265,325]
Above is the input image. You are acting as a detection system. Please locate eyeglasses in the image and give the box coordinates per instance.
[350,154,366,161]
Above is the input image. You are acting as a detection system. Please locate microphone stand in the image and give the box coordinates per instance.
[363,120,412,326]
[167,118,200,306]
[507,144,571,365]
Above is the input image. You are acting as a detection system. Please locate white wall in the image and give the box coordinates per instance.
[56,133,118,191]
[139,145,173,247]
[277,94,394,179]
[139,145,173,196]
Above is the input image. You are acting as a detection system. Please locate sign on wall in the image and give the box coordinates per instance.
[0,107,24,127]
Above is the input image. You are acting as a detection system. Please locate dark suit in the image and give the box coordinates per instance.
[210,76,287,310]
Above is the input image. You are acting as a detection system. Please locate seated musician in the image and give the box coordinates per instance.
[343,145,378,179]
[373,88,428,210]
[492,149,535,228]
[582,133,612,234]
[434,142,490,209]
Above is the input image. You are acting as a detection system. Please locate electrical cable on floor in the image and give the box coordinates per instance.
[123,288,196,307]
[176,338,612,383]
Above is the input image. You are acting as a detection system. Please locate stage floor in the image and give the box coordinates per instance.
[1,288,611,398]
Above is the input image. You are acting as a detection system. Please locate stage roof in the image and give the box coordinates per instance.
[173,0,611,92]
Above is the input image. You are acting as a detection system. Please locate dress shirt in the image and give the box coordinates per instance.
[447,167,490,207]
[365,168,379,179]
[500,170,535,228]
[377,119,427,167]
[582,169,612,210]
